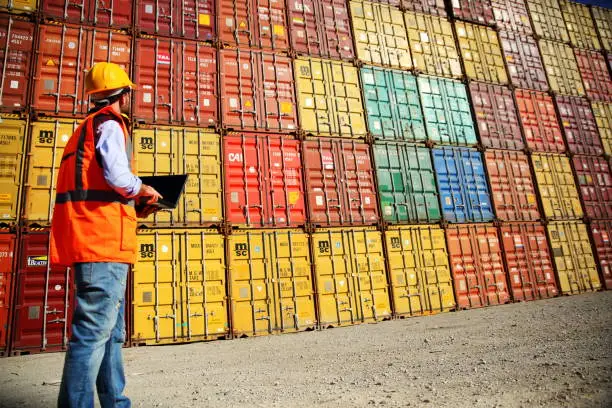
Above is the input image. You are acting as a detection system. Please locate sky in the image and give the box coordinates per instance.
[575,0,611,7]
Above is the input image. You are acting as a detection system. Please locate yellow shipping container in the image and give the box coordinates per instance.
[531,153,583,220]
[350,0,412,70]
[538,39,585,97]
[404,12,462,79]
[312,227,391,328]
[526,0,570,43]
[0,115,25,226]
[454,22,508,85]
[547,221,601,295]
[591,6,612,51]
[294,57,367,138]
[0,0,36,13]
[133,126,222,226]
[385,225,455,317]
[591,102,612,157]
[23,119,77,225]
[228,229,316,337]
[558,0,601,50]
[133,229,228,345]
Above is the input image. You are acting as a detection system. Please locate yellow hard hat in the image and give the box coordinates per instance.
[85,62,136,95]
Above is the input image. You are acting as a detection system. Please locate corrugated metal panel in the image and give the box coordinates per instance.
[303,139,379,227]
[469,82,523,150]
[547,221,601,295]
[132,229,228,345]
[0,116,26,226]
[228,229,315,336]
[433,147,494,223]
[539,39,584,97]
[218,0,288,50]
[446,223,510,309]
[485,150,540,222]
[531,153,583,220]
[295,57,367,138]
[404,12,461,79]
[133,126,222,226]
[499,222,558,301]
[224,133,306,228]
[591,6,612,52]
[31,24,132,117]
[574,49,612,103]
[0,232,16,353]
[491,0,533,35]
[10,230,74,354]
[133,37,217,126]
[555,96,603,156]
[401,0,446,17]
[312,227,391,327]
[349,1,412,70]
[591,102,612,157]
[499,31,548,92]
[360,66,426,142]
[385,225,455,316]
[135,0,214,40]
[515,89,564,153]
[418,76,477,146]
[558,0,600,51]
[0,15,35,114]
[0,0,36,13]
[373,143,440,224]
[288,0,354,60]
[455,22,508,85]
[42,0,132,29]
[526,0,569,43]
[589,220,612,290]
[572,155,612,220]
[450,0,495,26]
[22,119,77,226]
[219,49,297,133]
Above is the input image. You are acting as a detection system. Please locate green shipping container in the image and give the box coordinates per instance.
[417,76,477,146]
[360,66,427,142]
[373,143,441,224]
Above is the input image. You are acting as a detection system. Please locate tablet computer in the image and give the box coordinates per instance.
[137,174,188,209]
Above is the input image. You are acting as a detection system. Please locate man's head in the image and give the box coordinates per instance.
[85,62,136,114]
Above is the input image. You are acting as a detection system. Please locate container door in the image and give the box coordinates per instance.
[0,233,16,350]
[476,226,510,306]
[303,140,343,225]
[455,22,507,84]
[0,17,35,113]
[447,226,485,308]
[527,0,569,43]
[589,221,612,290]
[389,70,426,142]
[404,146,440,223]
[499,31,548,92]
[385,228,424,316]
[259,53,298,132]
[339,141,378,225]
[295,58,334,136]
[0,118,25,225]
[539,40,585,97]
[179,42,217,127]
[90,0,133,29]
[557,96,603,156]
[327,60,366,137]
[491,0,532,34]
[434,148,468,223]
[515,90,564,153]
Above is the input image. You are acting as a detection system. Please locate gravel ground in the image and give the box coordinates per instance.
[1,291,610,408]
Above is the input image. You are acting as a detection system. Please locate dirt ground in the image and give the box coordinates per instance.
[0,291,610,408]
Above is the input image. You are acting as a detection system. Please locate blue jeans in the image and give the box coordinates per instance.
[58,262,131,408]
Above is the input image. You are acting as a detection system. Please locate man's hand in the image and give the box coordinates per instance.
[138,184,162,204]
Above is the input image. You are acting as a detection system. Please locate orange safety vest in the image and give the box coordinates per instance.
[50,106,137,267]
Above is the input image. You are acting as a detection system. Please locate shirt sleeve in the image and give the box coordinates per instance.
[95,120,142,198]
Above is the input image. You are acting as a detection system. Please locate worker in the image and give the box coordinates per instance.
[50,62,161,408]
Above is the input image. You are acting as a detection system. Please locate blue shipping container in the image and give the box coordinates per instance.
[433,147,494,223]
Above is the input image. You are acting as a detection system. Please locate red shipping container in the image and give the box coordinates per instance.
[589,220,612,290]
[288,0,354,61]
[401,0,447,16]
[302,139,379,227]
[219,49,297,133]
[574,49,612,103]
[31,24,131,118]
[555,95,603,156]
[0,232,16,355]
[218,0,289,51]
[491,0,532,35]
[133,37,217,126]
[485,150,540,222]
[135,0,214,41]
[365,0,400,5]
[572,155,612,220]
[224,134,306,227]
[499,222,558,301]
[445,224,511,309]
[41,0,132,29]
[499,31,548,92]
[0,15,35,114]
[450,0,495,26]
[469,82,523,150]
[515,89,565,153]
[10,230,74,355]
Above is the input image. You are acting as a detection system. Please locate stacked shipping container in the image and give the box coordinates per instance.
[0,0,610,356]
